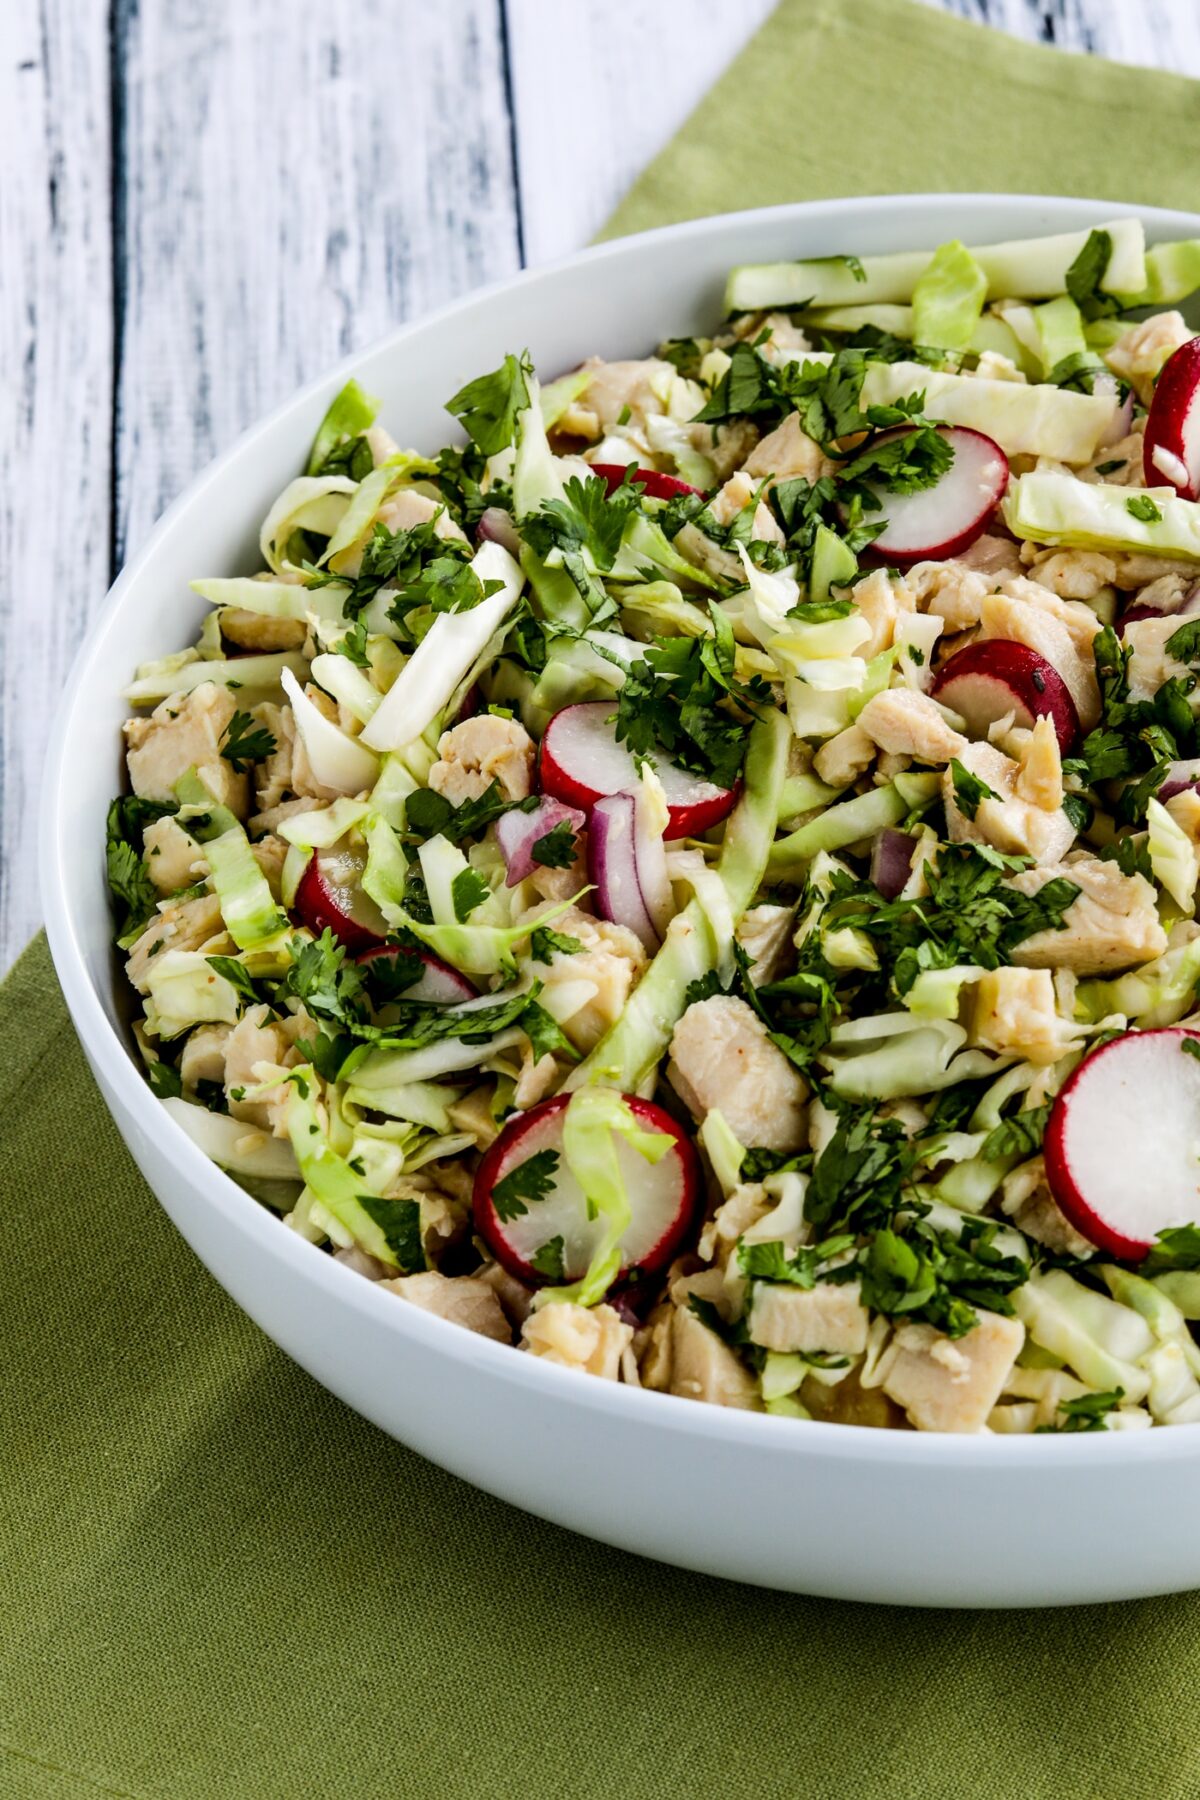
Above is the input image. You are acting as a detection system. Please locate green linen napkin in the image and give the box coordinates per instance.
[5,5,1200,1794]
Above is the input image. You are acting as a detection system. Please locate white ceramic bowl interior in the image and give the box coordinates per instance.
[43,194,1200,1607]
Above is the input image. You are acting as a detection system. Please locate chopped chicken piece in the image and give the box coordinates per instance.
[250,700,342,818]
[977,586,1101,729]
[733,311,813,363]
[973,351,1026,383]
[334,1245,392,1280]
[735,903,796,986]
[747,1279,870,1355]
[1007,854,1168,973]
[943,723,1075,864]
[1019,547,1117,601]
[124,682,249,815]
[178,1022,231,1094]
[667,1305,761,1408]
[375,488,467,543]
[125,894,226,994]
[384,1272,512,1344]
[814,722,875,788]
[1121,614,1192,703]
[970,966,1071,1066]
[575,355,675,433]
[1109,552,1200,590]
[1078,429,1146,488]
[957,533,1025,579]
[223,1004,298,1135]
[477,1260,536,1330]
[521,1302,632,1378]
[250,833,288,900]
[1000,1156,1094,1258]
[848,568,902,657]
[697,1182,771,1265]
[528,904,647,1053]
[142,814,206,894]
[903,559,991,632]
[707,469,785,551]
[742,411,833,485]
[428,714,535,805]
[857,688,967,764]
[1106,311,1196,405]
[1126,571,1195,616]
[668,995,808,1152]
[881,1310,1024,1432]
[219,607,308,652]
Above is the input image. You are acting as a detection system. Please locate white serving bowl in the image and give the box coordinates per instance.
[43,194,1200,1608]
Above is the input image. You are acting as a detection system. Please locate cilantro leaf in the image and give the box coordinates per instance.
[445,351,532,455]
[278,930,366,1025]
[980,1103,1051,1162]
[1126,494,1163,524]
[837,422,954,496]
[1064,228,1120,322]
[336,619,371,668]
[147,1060,182,1100]
[1166,618,1200,665]
[450,868,491,922]
[530,819,578,869]
[313,432,374,482]
[522,472,639,574]
[491,1149,560,1223]
[205,955,265,1004]
[530,1236,566,1280]
[738,1234,856,1289]
[404,781,537,848]
[529,926,583,962]
[804,1104,914,1236]
[1037,1387,1124,1433]
[221,709,277,772]
[356,1195,426,1273]
[522,1000,579,1064]
[106,794,173,943]
[950,758,998,822]
[612,603,768,789]
[1143,1224,1200,1276]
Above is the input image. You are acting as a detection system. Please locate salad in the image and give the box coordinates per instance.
[110,217,1200,1434]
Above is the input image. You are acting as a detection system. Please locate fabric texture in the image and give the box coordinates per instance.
[6,4,1200,1794]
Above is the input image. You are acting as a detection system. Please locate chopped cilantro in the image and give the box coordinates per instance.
[445,351,532,455]
[1036,1387,1124,1433]
[522,1000,579,1064]
[313,432,375,482]
[491,1149,560,1223]
[105,794,175,942]
[950,758,998,822]
[980,1103,1051,1162]
[450,867,490,922]
[1126,494,1163,524]
[530,1236,567,1280]
[404,780,538,847]
[1093,459,1126,476]
[530,819,578,869]
[147,1060,182,1100]
[612,601,769,790]
[205,955,264,1005]
[529,926,583,961]
[1064,228,1120,322]
[1144,1223,1200,1275]
[737,1234,856,1288]
[356,1195,426,1273]
[220,710,277,772]
[336,619,371,668]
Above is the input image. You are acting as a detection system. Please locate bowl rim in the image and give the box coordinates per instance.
[43,189,1200,1471]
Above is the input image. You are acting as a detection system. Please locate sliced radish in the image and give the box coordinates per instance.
[356,942,476,1004]
[1118,583,1200,636]
[854,426,1008,564]
[540,701,736,839]
[495,795,586,887]
[292,845,388,953]
[476,506,521,555]
[588,792,660,952]
[589,463,703,501]
[930,639,1080,754]
[1143,337,1200,499]
[870,828,918,900]
[473,1093,700,1287]
[1045,1029,1200,1259]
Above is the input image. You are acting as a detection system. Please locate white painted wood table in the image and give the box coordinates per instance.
[3,0,1199,972]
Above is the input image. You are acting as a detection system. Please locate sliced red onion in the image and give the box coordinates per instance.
[1156,759,1200,804]
[477,506,521,556]
[495,796,586,887]
[631,787,674,937]
[870,829,918,901]
[587,792,660,952]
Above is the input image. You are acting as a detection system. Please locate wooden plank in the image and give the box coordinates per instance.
[0,0,112,972]
[504,0,777,266]
[112,0,523,564]
[918,0,1200,73]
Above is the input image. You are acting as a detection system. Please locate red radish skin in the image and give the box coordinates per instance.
[855,426,1009,564]
[355,943,476,1004]
[473,1093,700,1287]
[931,639,1080,755]
[589,463,703,501]
[588,792,660,952]
[539,701,736,839]
[1044,1029,1200,1260]
[1143,337,1200,499]
[292,848,389,954]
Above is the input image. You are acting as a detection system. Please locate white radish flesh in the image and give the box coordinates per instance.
[356,943,476,1004]
[857,426,1008,563]
[292,846,389,953]
[1044,1029,1200,1259]
[539,701,735,839]
[472,1094,699,1285]
[930,639,1080,754]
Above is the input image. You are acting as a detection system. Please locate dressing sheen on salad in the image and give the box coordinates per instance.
[111,219,1200,1433]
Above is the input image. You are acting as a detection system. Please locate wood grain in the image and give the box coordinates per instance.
[0,0,112,970]
[2,0,1198,971]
